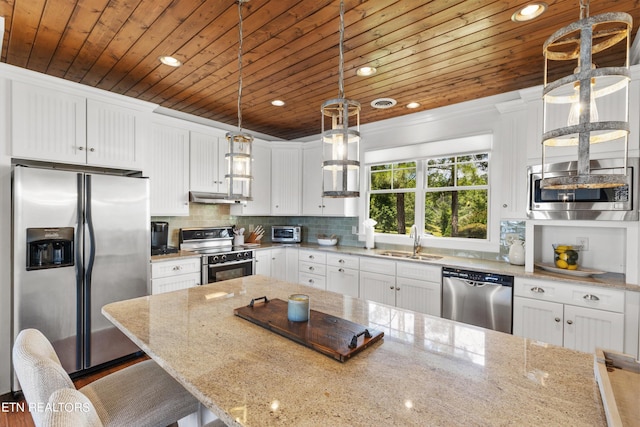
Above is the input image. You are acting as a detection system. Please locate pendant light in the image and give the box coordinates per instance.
[541,0,631,189]
[321,0,360,198]
[226,0,253,200]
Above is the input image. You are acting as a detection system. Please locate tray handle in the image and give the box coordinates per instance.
[249,296,269,308]
[349,329,372,349]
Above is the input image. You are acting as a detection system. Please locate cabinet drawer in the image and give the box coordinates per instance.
[299,261,326,276]
[151,257,201,279]
[396,261,440,282]
[151,272,200,294]
[326,253,359,269]
[299,272,326,290]
[360,257,396,275]
[515,277,625,313]
[298,249,326,264]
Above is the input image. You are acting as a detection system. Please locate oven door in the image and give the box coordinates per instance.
[204,259,254,284]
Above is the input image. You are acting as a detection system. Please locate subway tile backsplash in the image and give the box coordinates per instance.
[153,203,525,262]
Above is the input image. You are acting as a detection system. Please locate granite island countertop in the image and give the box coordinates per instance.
[103,275,606,427]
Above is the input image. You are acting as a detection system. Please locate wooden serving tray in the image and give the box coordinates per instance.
[234,297,383,362]
[594,348,640,427]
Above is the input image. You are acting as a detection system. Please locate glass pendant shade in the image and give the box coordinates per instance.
[322,98,360,198]
[225,131,253,200]
[541,4,631,189]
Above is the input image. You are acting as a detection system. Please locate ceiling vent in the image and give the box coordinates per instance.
[371,98,397,109]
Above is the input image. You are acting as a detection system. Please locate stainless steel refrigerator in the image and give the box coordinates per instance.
[12,165,150,390]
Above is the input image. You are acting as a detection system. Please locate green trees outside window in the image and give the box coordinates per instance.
[368,153,489,240]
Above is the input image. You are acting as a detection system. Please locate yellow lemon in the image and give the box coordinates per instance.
[556,259,568,269]
[559,253,569,261]
[567,264,578,270]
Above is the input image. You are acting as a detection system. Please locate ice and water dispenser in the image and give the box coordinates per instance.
[26,227,74,270]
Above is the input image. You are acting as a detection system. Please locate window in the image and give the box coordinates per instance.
[369,162,416,234]
[425,154,488,239]
[367,152,489,240]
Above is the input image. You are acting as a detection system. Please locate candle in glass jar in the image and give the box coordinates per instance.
[287,294,310,322]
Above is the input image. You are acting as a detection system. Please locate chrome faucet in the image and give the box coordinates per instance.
[409,224,421,257]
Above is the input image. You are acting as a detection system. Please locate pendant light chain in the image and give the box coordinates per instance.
[236,0,245,132]
[338,0,345,99]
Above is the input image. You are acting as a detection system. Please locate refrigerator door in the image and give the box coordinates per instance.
[84,173,150,368]
[13,166,83,376]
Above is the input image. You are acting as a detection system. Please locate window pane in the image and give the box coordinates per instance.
[424,189,487,239]
[369,193,415,234]
[427,165,453,188]
[393,168,416,188]
[371,164,391,171]
[456,161,489,186]
[371,170,392,190]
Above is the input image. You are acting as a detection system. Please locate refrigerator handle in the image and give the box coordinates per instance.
[84,174,96,367]
[75,173,83,371]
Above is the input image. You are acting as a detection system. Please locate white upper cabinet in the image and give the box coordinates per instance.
[271,146,301,215]
[231,141,272,215]
[12,81,149,170]
[189,131,226,194]
[147,120,190,216]
[302,143,357,216]
[12,81,87,164]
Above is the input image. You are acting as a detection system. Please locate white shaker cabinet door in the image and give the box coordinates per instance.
[86,99,147,169]
[12,80,87,164]
[326,266,359,298]
[232,142,271,215]
[563,305,624,353]
[513,297,564,347]
[190,132,226,194]
[270,247,287,281]
[395,277,441,317]
[271,147,301,215]
[148,122,190,216]
[359,271,396,306]
[254,249,271,277]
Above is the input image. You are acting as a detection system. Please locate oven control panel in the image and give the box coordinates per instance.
[206,250,254,265]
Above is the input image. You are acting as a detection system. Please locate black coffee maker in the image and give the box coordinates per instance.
[151,221,178,255]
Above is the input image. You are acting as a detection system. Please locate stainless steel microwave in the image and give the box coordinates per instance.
[272,225,302,243]
[527,157,638,221]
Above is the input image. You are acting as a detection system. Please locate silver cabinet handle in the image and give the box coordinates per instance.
[339,259,345,263]
[395,286,400,291]
[531,287,545,293]
[308,279,314,284]
[338,268,344,273]
[89,147,95,152]
[309,255,314,260]
[554,317,561,322]
[309,266,314,271]
[566,320,573,325]
[389,286,395,290]
[172,265,182,271]
[583,294,600,301]
[78,146,84,151]
[318,205,322,208]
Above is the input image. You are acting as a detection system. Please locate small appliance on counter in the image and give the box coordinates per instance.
[272,225,302,243]
[151,221,179,255]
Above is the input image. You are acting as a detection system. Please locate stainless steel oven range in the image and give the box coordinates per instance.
[179,226,254,284]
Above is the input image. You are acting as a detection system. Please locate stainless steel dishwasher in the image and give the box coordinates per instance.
[441,267,514,334]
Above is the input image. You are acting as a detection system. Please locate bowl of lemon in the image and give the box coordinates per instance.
[553,244,582,270]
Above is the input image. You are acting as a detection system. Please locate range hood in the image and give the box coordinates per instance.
[189,191,246,204]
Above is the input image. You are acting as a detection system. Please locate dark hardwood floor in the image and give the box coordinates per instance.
[0,354,148,427]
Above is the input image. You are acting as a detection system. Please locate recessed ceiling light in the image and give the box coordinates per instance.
[371,98,397,109]
[357,66,377,77]
[406,102,421,109]
[511,2,547,22]
[271,100,285,106]
[159,56,182,67]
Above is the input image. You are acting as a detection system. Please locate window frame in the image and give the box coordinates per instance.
[363,134,497,252]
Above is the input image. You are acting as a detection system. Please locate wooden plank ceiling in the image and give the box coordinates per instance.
[1,0,639,140]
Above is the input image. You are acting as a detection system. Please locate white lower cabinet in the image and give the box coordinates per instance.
[254,249,271,276]
[150,257,201,295]
[326,254,359,297]
[359,271,396,306]
[395,261,441,316]
[513,277,624,353]
[298,249,326,289]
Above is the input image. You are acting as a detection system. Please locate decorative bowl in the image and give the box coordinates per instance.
[552,244,582,270]
[317,238,338,246]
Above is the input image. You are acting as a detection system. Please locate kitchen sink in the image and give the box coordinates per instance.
[379,251,442,261]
